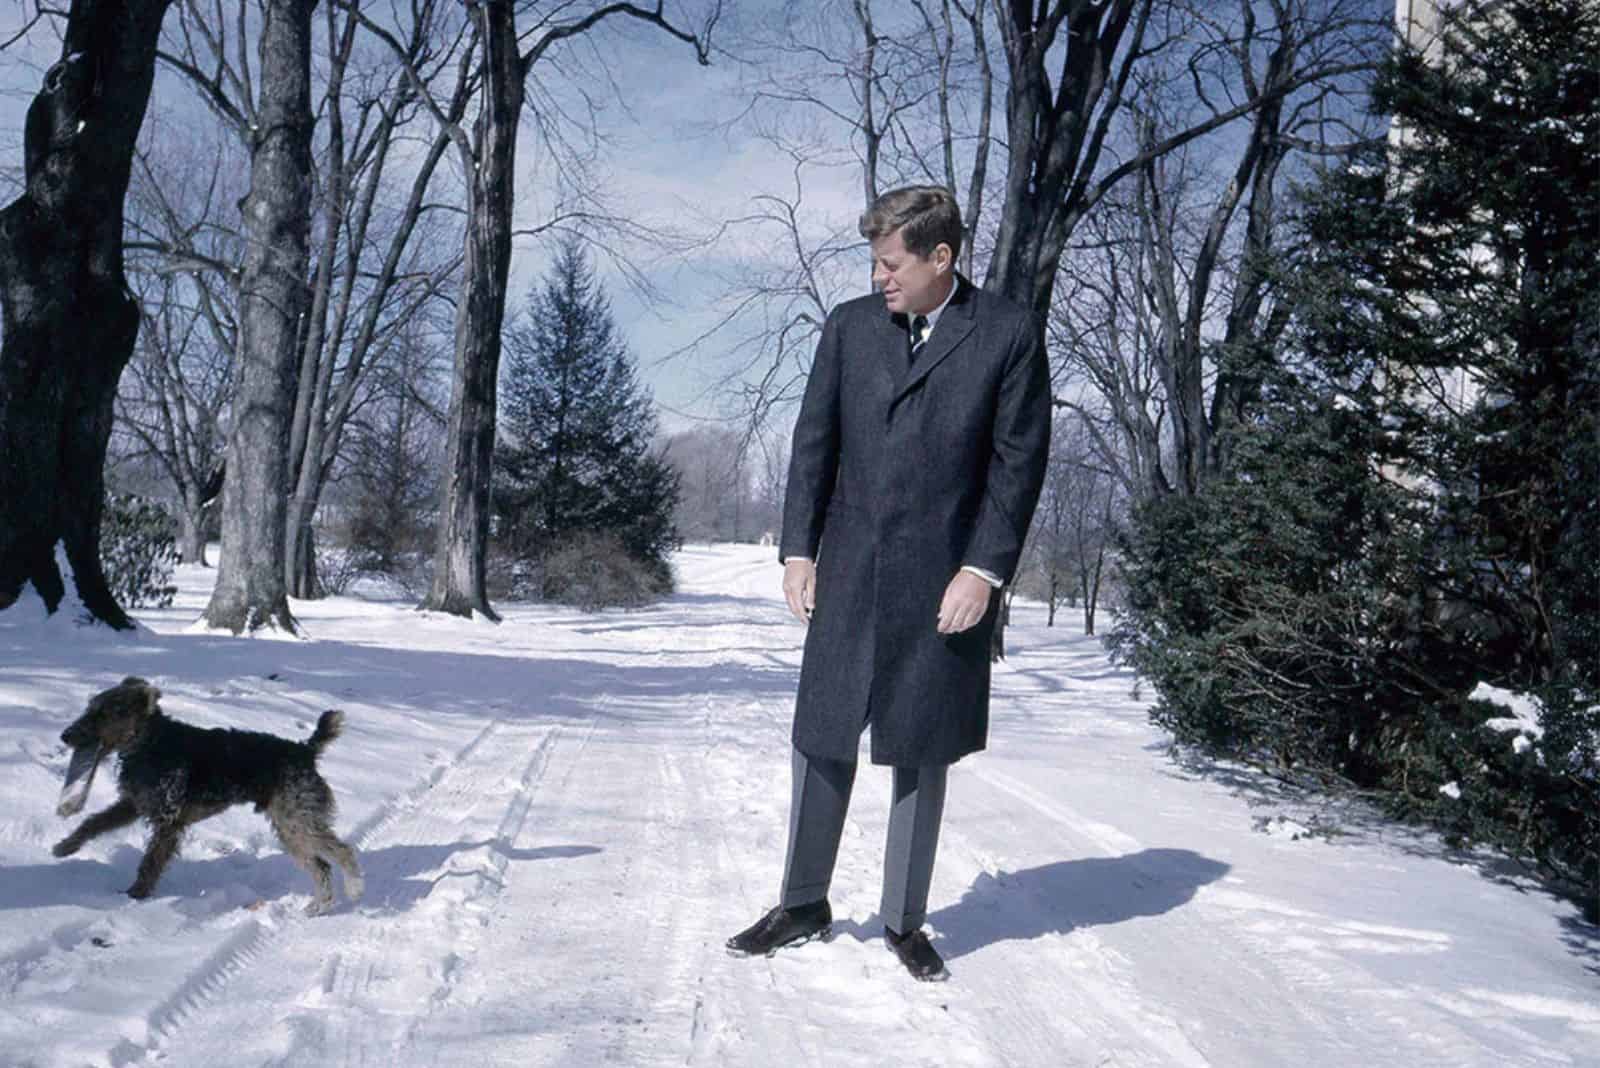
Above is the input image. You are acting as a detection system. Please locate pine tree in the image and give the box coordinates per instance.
[1364,0,1600,692]
[494,238,679,603]
[1112,0,1598,907]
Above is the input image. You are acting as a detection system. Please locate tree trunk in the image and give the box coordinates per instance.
[985,1,1145,318]
[285,109,456,599]
[203,0,314,634]
[178,494,207,566]
[0,0,171,627]
[422,0,521,620]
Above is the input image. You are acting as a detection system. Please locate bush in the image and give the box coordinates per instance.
[313,544,367,597]
[1108,393,1456,781]
[491,530,672,611]
[100,493,179,610]
[1110,390,1599,912]
[1427,686,1598,915]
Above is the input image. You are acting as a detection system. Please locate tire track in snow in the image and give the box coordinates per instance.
[343,720,574,1064]
[304,718,581,1067]
[100,716,543,1067]
[344,717,505,850]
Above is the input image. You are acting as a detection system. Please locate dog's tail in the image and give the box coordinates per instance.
[307,710,344,756]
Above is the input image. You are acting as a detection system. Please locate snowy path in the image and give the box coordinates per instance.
[0,544,1594,1067]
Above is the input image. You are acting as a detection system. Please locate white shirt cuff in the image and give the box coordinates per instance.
[961,565,1003,588]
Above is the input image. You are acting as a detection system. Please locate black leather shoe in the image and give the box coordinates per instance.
[726,901,833,957]
[885,926,948,981]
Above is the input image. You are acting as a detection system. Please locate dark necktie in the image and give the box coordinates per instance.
[909,314,930,366]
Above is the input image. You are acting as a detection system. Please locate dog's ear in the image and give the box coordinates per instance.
[119,677,160,714]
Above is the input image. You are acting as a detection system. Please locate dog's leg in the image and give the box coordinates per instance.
[128,821,184,898]
[311,829,363,903]
[306,857,336,915]
[268,805,337,914]
[53,798,138,857]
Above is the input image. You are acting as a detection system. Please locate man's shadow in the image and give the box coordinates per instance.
[909,848,1230,961]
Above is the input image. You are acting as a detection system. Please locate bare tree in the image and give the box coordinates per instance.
[356,0,718,620]
[1053,0,1387,502]
[118,268,231,565]
[202,0,314,634]
[661,425,751,542]
[117,114,245,565]
[986,0,1381,321]
[1049,194,1171,501]
[0,0,172,628]
[282,3,465,598]
[157,0,468,600]
[701,0,995,429]
[335,316,448,588]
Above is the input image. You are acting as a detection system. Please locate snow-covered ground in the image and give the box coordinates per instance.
[1,543,1594,1068]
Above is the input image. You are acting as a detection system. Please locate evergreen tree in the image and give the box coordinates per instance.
[1365,0,1600,692]
[494,238,679,602]
[1112,0,1598,906]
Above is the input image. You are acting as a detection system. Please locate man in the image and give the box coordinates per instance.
[726,186,1051,981]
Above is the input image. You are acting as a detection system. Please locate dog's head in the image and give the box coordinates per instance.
[61,676,162,752]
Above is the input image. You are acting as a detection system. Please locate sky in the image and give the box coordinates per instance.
[0,0,1399,443]
[0,2,869,437]
[1,543,1596,1066]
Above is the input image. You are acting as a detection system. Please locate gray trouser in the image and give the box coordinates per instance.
[778,746,948,934]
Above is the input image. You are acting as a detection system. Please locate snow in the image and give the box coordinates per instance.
[1473,682,1547,741]
[1,543,1595,1067]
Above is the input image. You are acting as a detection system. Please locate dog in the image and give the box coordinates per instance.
[53,677,363,914]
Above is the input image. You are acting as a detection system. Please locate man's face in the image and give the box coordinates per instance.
[870,229,952,316]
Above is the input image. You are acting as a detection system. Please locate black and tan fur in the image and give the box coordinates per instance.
[53,677,363,913]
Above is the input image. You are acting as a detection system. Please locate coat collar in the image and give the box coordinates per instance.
[876,274,977,404]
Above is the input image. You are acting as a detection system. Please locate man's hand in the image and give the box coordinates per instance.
[936,570,993,634]
[783,559,817,624]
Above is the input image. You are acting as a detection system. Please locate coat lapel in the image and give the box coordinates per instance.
[873,303,906,401]
[891,277,976,405]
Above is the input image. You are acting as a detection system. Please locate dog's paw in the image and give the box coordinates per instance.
[126,883,152,900]
[304,897,335,917]
[51,838,80,858]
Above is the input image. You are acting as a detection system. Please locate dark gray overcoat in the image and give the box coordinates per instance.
[779,277,1051,767]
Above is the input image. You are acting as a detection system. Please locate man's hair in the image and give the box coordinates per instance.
[858,185,963,262]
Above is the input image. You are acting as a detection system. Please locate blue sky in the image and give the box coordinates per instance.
[0,4,872,436]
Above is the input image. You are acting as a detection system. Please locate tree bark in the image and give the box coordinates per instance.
[0,0,172,627]
[985,0,1147,318]
[421,0,520,620]
[203,0,314,634]
[284,5,457,598]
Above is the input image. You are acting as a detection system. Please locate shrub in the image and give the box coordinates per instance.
[493,530,672,611]
[100,493,179,610]
[1427,686,1598,917]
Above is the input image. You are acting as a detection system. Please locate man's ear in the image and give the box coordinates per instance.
[934,243,954,274]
